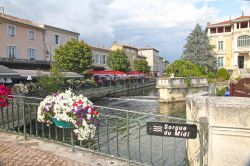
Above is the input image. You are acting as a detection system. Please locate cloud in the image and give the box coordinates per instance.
[2,0,219,62]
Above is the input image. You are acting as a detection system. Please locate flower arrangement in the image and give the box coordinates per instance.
[37,90,100,141]
[0,85,13,107]
[11,83,29,94]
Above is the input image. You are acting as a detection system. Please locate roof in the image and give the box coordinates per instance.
[0,65,20,78]
[0,13,44,30]
[90,45,111,52]
[112,43,138,50]
[233,16,250,22]
[41,24,80,36]
[13,69,84,78]
[138,47,159,52]
[208,15,250,27]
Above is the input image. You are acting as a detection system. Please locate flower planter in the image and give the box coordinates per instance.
[49,115,75,129]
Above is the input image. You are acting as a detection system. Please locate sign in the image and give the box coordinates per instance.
[147,122,197,139]
[231,78,250,97]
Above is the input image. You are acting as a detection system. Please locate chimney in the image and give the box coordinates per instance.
[207,22,211,26]
[242,10,244,16]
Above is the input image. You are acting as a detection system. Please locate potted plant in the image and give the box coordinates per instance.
[37,90,100,141]
[0,85,13,108]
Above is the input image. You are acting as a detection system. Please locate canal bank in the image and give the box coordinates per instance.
[1,86,195,166]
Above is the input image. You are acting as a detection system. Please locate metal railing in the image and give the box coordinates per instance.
[0,97,206,166]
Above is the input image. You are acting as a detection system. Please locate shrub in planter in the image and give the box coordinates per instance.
[216,68,230,81]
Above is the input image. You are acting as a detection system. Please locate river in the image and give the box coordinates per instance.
[94,86,187,166]
[28,86,187,166]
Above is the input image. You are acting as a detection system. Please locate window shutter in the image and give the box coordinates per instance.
[6,46,9,58]
[16,47,19,59]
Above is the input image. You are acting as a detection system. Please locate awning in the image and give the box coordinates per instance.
[0,65,20,78]
[13,69,84,79]
[89,70,127,77]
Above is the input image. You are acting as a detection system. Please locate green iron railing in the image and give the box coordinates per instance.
[0,97,206,166]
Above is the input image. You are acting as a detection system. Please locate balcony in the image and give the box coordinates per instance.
[0,57,51,70]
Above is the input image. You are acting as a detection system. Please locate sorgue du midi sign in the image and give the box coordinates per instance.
[147,122,197,139]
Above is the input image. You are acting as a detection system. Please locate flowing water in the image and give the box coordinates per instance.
[94,86,187,166]
[28,86,187,165]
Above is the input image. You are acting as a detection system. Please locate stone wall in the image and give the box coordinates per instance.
[156,77,209,103]
[186,94,250,166]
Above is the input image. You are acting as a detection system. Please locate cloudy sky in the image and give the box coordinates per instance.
[1,0,250,62]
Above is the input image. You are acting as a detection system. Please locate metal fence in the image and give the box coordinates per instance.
[0,97,206,166]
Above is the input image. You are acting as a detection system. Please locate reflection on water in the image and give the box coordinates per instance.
[29,86,187,166]
[94,86,187,166]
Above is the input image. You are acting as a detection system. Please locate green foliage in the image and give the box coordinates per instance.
[54,39,93,73]
[107,50,131,72]
[235,76,241,81]
[133,59,150,73]
[207,71,216,78]
[38,64,65,95]
[216,68,230,80]
[166,60,202,77]
[216,87,227,96]
[182,24,217,71]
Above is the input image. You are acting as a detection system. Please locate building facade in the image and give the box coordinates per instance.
[41,25,79,61]
[0,12,80,70]
[0,13,45,61]
[138,47,167,76]
[111,42,139,67]
[207,15,250,71]
[90,45,111,70]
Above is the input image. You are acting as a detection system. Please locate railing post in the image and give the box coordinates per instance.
[126,112,130,165]
[71,129,75,152]
[21,98,27,140]
[199,127,204,166]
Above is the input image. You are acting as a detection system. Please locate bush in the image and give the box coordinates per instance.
[216,68,230,80]
[216,87,227,96]
[207,71,216,78]
[166,60,202,77]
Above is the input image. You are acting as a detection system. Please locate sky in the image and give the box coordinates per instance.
[1,0,250,62]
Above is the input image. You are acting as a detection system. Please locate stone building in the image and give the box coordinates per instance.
[207,14,250,74]
[90,45,111,70]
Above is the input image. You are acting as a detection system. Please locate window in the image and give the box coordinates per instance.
[218,41,223,50]
[8,46,17,58]
[100,55,106,64]
[126,48,130,53]
[217,57,224,67]
[237,35,250,48]
[8,24,16,37]
[28,30,35,40]
[95,54,100,64]
[28,48,36,60]
[225,26,231,32]
[54,34,59,45]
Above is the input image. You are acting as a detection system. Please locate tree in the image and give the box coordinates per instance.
[107,50,131,72]
[182,24,217,70]
[133,59,150,73]
[38,64,65,96]
[166,60,202,77]
[54,39,93,73]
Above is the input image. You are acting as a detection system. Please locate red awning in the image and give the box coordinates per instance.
[89,70,127,76]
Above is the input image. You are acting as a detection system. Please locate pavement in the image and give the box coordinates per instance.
[0,132,128,166]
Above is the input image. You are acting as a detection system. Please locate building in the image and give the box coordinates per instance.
[40,24,79,62]
[138,47,167,76]
[111,41,139,67]
[0,12,79,70]
[207,14,250,72]
[90,45,111,70]
[0,13,46,65]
